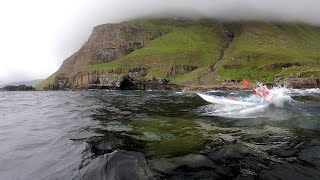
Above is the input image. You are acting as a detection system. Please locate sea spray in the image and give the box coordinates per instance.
[198,87,295,119]
[267,87,293,108]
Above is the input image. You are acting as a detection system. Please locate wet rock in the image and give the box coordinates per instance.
[268,140,302,158]
[167,170,220,180]
[259,163,320,180]
[298,146,320,166]
[269,147,299,158]
[149,154,215,174]
[91,139,123,155]
[149,154,219,179]
[76,151,154,180]
[205,142,270,178]
[208,142,251,160]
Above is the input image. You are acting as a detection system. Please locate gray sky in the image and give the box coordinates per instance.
[0,0,319,84]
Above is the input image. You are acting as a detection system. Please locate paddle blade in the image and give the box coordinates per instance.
[242,79,252,89]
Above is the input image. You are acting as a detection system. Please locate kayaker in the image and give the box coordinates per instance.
[254,83,270,98]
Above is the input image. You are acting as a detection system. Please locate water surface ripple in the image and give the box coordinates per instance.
[0,89,319,179]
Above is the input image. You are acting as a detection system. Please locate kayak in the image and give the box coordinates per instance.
[197,92,265,106]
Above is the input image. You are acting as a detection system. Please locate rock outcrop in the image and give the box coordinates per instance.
[165,65,198,77]
[73,67,182,91]
[43,75,70,90]
[76,151,154,180]
[1,85,35,91]
[275,77,320,88]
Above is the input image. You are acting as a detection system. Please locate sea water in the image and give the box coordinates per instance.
[0,89,319,179]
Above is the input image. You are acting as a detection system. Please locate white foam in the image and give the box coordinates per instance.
[199,87,295,119]
[267,87,294,108]
[287,88,320,95]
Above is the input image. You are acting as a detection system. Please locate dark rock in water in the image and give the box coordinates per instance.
[76,151,154,180]
[168,170,220,180]
[205,142,271,178]
[150,154,215,174]
[149,154,219,179]
[268,140,302,158]
[269,147,299,158]
[1,85,35,91]
[259,163,320,180]
[91,139,123,155]
[208,142,251,161]
[298,146,320,166]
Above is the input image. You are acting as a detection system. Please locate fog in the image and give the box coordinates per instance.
[0,0,319,84]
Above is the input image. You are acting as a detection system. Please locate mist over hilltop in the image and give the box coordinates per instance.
[1,0,319,84]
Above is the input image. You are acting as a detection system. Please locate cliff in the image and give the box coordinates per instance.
[37,21,162,90]
[37,19,320,90]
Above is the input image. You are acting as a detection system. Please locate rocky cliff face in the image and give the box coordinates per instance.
[44,20,199,91]
[44,64,197,91]
[74,66,185,91]
[275,77,320,88]
[45,22,163,90]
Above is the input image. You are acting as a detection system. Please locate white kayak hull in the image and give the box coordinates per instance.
[197,93,264,106]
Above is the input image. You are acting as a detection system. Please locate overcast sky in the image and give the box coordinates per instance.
[0,0,319,84]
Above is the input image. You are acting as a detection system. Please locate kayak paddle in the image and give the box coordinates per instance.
[242,79,252,89]
[242,79,262,97]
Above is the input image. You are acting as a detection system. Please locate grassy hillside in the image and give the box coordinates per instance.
[34,73,56,90]
[87,19,223,85]
[87,19,320,85]
[38,19,320,89]
[215,22,320,82]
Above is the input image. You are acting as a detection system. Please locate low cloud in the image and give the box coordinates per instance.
[55,0,320,62]
[1,0,320,83]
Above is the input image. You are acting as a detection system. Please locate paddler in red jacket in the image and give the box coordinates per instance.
[254,84,270,98]
[242,79,271,100]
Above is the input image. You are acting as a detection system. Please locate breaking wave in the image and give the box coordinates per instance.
[198,87,303,119]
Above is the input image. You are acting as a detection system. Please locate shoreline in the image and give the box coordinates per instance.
[2,77,320,92]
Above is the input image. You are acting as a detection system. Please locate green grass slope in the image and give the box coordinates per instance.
[38,19,320,89]
[34,73,56,90]
[87,19,223,85]
[215,22,320,82]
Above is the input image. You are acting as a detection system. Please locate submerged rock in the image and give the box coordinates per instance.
[76,151,154,180]
[150,154,215,174]
[259,163,320,180]
[149,154,219,179]
[91,139,123,155]
[298,146,320,166]
[128,117,208,158]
